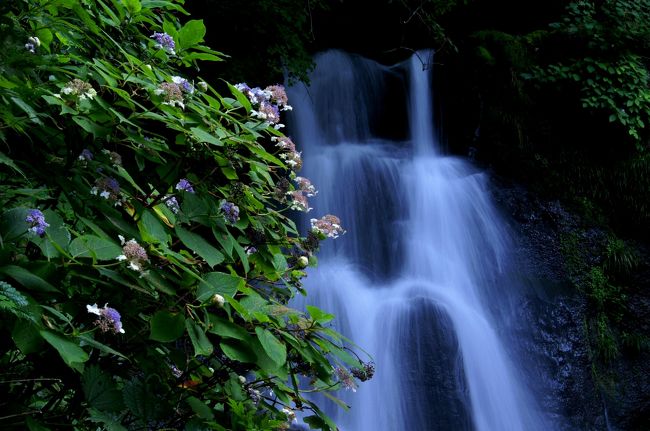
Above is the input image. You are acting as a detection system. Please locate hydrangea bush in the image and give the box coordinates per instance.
[0,1,372,430]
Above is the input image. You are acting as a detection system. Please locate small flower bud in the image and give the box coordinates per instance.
[298,256,309,268]
[211,293,225,306]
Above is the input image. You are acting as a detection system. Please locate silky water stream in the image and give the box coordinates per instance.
[287,50,552,431]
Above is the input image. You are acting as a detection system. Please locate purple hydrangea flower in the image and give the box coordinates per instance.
[175,178,194,193]
[172,76,194,94]
[165,196,180,214]
[25,209,49,236]
[78,149,93,161]
[151,32,175,54]
[87,303,125,334]
[221,201,240,223]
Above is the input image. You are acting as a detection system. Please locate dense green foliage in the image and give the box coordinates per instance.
[0,1,371,429]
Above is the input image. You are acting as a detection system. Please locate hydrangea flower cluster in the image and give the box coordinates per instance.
[172,76,194,93]
[102,149,122,166]
[78,149,93,161]
[221,201,240,223]
[86,303,125,334]
[165,196,180,213]
[234,83,292,129]
[25,209,49,236]
[150,32,176,55]
[175,178,194,193]
[294,176,317,197]
[288,190,311,212]
[154,82,185,109]
[25,36,40,53]
[91,177,121,204]
[117,236,149,271]
[351,361,375,382]
[281,407,297,424]
[310,215,345,239]
[272,137,302,171]
[60,79,97,101]
[333,366,358,392]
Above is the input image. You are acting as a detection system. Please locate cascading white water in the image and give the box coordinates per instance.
[288,50,550,431]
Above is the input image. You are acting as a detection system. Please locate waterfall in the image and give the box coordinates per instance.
[287,50,551,431]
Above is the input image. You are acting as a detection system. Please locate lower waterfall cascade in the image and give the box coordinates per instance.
[287,50,555,431]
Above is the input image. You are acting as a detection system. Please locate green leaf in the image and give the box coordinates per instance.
[12,323,43,354]
[0,280,28,307]
[122,0,142,14]
[40,330,89,372]
[0,265,58,293]
[0,207,29,243]
[123,377,163,422]
[219,339,256,363]
[0,152,26,178]
[207,315,250,340]
[186,396,215,420]
[149,310,185,342]
[69,235,122,260]
[86,407,128,431]
[82,365,124,412]
[190,127,222,146]
[25,417,51,431]
[176,226,224,267]
[196,272,243,302]
[79,334,128,360]
[11,97,43,125]
[185,318,213,356]
[72,116,110,138]
[254,327,286,367]
[36,210,70,258]
[184,52,223,62]
[250,338,286,377]
[307,305,334,324]
[138,209,169,244]
[178,19,206,50]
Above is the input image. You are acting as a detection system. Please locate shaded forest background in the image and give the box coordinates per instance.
[189,0,650,241]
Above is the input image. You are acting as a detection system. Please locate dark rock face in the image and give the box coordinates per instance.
[397,298,474,431]
[488,173,650,431]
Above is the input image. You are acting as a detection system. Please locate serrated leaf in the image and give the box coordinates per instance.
[149,310,185,342]
[254,327,286,367]
[176,226,224,267]
[123,377,163,422]
[86,408,128,431]
[0,280,28,307]
[82,365,124,412]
